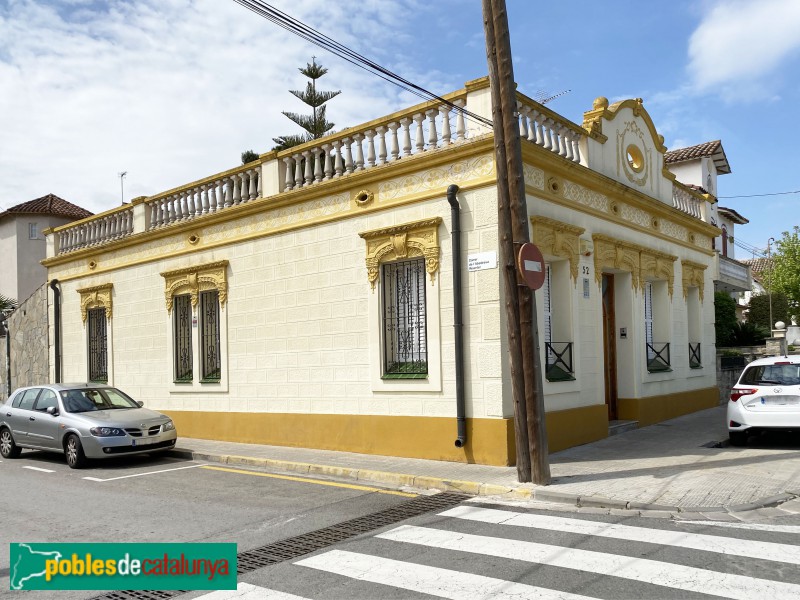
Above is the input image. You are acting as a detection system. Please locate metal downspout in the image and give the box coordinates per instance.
[49,279,61,383]
[447,184,467,448]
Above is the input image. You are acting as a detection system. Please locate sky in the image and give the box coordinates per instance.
[1,0,799,258]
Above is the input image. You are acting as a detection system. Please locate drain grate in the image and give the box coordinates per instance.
[236,491,470,573]
[89,491,470,599]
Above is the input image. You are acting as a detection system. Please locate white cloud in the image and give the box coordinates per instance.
[0,0,451,214]
[687,0,800,95]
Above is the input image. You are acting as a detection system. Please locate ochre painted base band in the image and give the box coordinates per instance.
[164,411,516,466]
[545,404,609,452]
[617,386,720,426]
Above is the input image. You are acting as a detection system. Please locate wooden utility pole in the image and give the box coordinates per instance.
[483,0,551,484]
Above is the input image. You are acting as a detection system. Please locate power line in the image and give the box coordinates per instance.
[719,189,800,199]
[231,0,496,129]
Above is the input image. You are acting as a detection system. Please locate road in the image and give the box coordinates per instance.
[2,450,799,600]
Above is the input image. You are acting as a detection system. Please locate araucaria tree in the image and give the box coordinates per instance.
[771,225,800,315]
[272,59,340,151]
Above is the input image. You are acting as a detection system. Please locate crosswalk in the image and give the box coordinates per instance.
[199,502,800,599]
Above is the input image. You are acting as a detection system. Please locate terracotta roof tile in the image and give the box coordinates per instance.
[739,257,772,275]
[0,194,92,221]
[665,140,731,174]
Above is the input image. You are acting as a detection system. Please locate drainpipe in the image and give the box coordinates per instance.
[1,315,9,396]
[447,184,467,448]
[49,279,62,383]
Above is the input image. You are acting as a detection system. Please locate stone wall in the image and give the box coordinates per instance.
[0,284,49,400]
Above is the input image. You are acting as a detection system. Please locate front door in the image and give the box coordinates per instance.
[602,274,618,420]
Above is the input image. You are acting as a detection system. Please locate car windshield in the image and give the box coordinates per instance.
[740,364,800,386]
[60,388,139,413]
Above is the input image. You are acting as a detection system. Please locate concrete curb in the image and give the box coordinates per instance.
[168,448,799,517]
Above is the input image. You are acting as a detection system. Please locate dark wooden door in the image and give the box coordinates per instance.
[602,274,618,420]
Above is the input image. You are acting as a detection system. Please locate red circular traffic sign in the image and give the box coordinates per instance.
[517,243,546,290]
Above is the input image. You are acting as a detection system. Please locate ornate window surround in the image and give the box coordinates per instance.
[358,218,442,290]
[77,283,114,384]
[681,260,707,302]
[592,234,676,296]
[160,260,229,393]
[530,216,585,282]
[77,283,113,323]
[160,260,229,313]
[359,218,443,393]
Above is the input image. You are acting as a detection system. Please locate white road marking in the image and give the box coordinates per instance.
[297,549,598,600]
[82,464,204,482]
[440,505,800,565]
[677,520,800,533]
[194,582,309,599]
[377,525,800,600]
[22,466,55,473]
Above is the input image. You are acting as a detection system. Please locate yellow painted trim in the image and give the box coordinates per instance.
[164,412,515,466]
[522,143,718,254]
[77,283,113,323]
[582,97,668,153]
[200,465,417,497]
[545,404,609,452]
[617,386,719,426]
[359,217,443,288]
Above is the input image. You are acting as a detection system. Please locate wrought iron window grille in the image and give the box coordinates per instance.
[200,290,222,382]
[689,342,702,369]
[382,258,428,378]
[173,294,193,383]
[646,342,671,372]
[545,342,575,382]
[87,308,108,383]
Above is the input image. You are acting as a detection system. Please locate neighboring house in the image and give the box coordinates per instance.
[43,79,723,465]
[664,141,752,300]
[738,257,771,319]
[0,194,92,304]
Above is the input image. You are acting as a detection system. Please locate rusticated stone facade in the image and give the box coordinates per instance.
[0,284,49,400]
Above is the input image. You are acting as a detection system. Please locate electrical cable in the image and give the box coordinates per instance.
[719,189,800,199]
[231,0,496,129]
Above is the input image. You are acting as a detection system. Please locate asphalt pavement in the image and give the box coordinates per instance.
[169,405,800,520]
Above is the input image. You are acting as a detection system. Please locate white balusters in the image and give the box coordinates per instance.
[400,118,412,157]
[365,130,376,168]
[388,123,400,160]
[426,109,438,149]
[353,133,365,171]
[454,99,466,142]
[440,106,452,145]
[413,113,425,153]
[376,126,388,165]
[322,144,333,181]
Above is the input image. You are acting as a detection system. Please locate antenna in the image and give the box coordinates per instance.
[536,89,571,105]
[118,171,127,205]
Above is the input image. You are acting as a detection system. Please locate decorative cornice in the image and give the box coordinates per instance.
[681,259,707,302]
[530,216,585,282]
[359,217,443,289]
[160,260,229,313]
[77,283,113,323]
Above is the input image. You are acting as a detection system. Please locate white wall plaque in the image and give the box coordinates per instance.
[467,252,498,272]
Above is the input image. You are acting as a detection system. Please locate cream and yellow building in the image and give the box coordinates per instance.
[43,78,722,465]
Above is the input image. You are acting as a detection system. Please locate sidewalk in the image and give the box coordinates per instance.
[169,405,800,519]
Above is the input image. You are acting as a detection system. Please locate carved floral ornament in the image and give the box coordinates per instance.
[160,260,229,313]
[358,217,442,290]
[530,216,585,282]
[592,234,676,295]
[77,284,113,323]
[681,260,707,302]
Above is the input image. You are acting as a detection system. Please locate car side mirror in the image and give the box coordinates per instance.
[136,401,144,407]
[46,406,59,416]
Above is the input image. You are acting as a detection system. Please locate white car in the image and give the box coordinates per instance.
[728,355,800,446]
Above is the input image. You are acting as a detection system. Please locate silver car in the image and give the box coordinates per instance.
[0,383,177,468]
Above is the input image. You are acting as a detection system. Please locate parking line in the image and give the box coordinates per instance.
[23,466,55,473]
[83,464,205,482]
[201,465,417,497]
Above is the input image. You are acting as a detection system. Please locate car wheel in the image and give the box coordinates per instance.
[729,431,748,447]
[0,428,22,459]
[65,434,87,469]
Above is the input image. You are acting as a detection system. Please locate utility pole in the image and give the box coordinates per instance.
[482,0,551,484]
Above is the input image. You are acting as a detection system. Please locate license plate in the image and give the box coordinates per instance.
[132,437,155,447]
[760,395,800,405]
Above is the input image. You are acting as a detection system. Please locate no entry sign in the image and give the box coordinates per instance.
[517,243,546,290]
